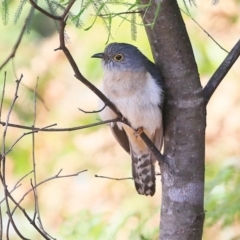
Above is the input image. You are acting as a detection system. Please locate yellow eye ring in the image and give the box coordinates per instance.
[113,54,124,61]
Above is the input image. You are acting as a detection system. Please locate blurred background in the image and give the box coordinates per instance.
[0,0,240,239]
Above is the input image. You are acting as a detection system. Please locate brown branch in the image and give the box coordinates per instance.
[28,0,61,20]
[95,172,161,180]
[0,22,27,71]
[5,169,87,240]
[0,75,29,240]
[0,170,34,204]
[203,39,240,105]
[180,8,229,54]
[4,186,51,240]
[98,10,143,18]
[0,205,2,240]
[9,169,87,218]
[95,175,133,180]
[0,118,118,132]
[31,78,50,236]
[0,72,7,122]
[78,104,107,114]
[2,123,57,159]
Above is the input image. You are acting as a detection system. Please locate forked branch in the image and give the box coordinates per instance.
[203,39,240,104]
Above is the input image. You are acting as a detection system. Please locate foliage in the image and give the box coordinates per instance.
[60,209,159,240]
[1,0,156,42]
[205,161,240,227]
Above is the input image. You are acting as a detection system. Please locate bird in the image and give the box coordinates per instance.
[92,42,164,196]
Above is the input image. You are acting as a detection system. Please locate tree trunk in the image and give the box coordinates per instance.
[141,0,206,239]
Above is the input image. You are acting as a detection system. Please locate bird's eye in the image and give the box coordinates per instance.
[113,54,124,61]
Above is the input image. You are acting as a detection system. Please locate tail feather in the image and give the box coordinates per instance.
[131,152,155,196]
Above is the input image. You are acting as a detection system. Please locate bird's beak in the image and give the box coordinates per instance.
[91,53,104,59]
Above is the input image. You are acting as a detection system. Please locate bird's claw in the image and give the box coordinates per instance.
[134,127,144,137]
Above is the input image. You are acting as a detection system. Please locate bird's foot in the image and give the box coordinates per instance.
[134,127,144,137]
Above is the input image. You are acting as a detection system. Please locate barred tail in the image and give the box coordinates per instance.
[131,152,156,196]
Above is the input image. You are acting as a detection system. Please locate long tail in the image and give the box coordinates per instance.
[131,152,156,196]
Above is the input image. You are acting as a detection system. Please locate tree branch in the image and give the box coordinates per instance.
[28,0,61,20]
[0,22,27,71]
[203,39,240,104]
[0,118,118,132]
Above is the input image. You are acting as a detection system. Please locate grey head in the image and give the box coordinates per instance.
[92,42,151,72]
[92,42,163,87]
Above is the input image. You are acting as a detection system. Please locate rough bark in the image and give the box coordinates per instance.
[141,0,206,239]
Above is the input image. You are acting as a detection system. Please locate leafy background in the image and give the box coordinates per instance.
[0,0,240,239]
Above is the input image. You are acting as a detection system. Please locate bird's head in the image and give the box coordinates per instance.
[91,42,147,72]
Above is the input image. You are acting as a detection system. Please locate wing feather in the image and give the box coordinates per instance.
[110,123,130,154]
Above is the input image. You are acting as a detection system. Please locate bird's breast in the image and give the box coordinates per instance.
[101,70,163,134]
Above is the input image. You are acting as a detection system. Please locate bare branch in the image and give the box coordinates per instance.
[95,174,133,180]
[9,169,87,218]
[4,185,51,240]
[61,0,76,20]
[180,8,229,54]
[28,0,61,20]
[203,39,240,105]
[0,118,118,132]
[95,172,161,180]
[98,10,143,18]
[78,104,106,114]
[4,169,86,240]
[2,124,57,159]
[30,77,49,236]
[0,170,34,204]
[1,76,23,160]
[0,72,7,122]
[0,75,29,239]
[0,21,27,70]
[0,205,2,240]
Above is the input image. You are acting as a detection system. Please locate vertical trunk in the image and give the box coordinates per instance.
[141,0,206,239]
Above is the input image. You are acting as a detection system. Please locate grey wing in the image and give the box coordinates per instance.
[145,58,164,88]
[110,123,130,154]
[145,59,164,109]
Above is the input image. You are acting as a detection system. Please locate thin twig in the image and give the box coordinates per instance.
[9,169,87,220]
[0,170,34,204]
[5,169,87,240]
[98,10,143,18]
[95,172,161,180]
[0,22,27,70]
[0,75,28,240]
[30,179,38,221]
[31,77,47,235]
[0,72,7,122]
[28,0,61,20]
[0,205,2,240]
[203,39,240,104]
[0,118,118,132]
[78,104,106,114]
[2,124,57,159]
[180,8,229,54]
[4,185,51,240]
[95,175,133,180]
